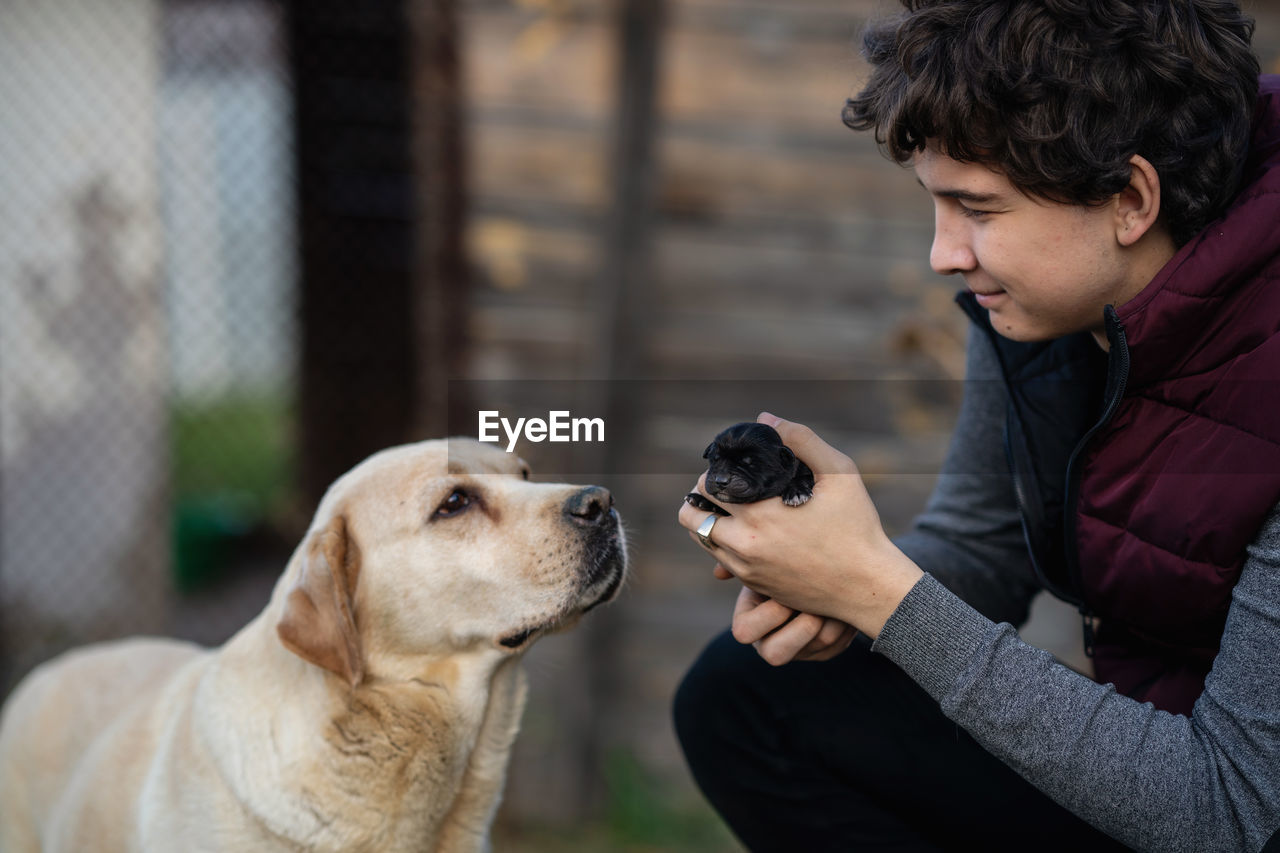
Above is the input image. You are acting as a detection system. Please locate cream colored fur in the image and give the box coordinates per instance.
[0,439,626,852]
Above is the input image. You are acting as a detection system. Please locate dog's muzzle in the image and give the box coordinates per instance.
[563,486,627,610]
[497,489,626,650]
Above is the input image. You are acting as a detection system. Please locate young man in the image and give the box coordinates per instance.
[675,2,1280,850]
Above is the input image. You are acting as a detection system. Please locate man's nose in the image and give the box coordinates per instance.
[929,210,977,276]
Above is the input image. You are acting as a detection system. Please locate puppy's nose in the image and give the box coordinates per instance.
[707,473,729,491]
[564,486,614,526]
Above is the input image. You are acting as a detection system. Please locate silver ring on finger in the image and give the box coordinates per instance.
[695,513,719,549]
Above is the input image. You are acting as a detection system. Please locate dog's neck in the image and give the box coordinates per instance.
[199,605,527,852]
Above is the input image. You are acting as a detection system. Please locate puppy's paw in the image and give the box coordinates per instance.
[781,490,812,507]
[781,464,816,507]
[685,492,730,516]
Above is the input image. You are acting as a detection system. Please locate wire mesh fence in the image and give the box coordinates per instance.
[1,0,298,687]
[5,1,1280,847]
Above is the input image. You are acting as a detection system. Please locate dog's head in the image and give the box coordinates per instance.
[275,439,627,686]
[702,422,799,503]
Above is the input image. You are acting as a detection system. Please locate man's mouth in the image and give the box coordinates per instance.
[966,280,1003,296]
[970,287,1007,307]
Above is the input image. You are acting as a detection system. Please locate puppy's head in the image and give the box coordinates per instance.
[275,439,627,686]
[703,422,799,503]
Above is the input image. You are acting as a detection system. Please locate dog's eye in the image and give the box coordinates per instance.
[434,488,474,518]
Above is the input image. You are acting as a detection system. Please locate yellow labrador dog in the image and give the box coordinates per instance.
[0,438,627,852]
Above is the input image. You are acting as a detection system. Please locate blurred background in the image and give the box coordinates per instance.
[2,1,1278,849]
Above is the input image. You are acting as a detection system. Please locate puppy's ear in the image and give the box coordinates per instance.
[703,442,716,460]
[778,446,796,466]
[277,514,364,688]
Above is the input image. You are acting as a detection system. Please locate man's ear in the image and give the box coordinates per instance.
[1115,154,1163,248]
[277,514,364,688]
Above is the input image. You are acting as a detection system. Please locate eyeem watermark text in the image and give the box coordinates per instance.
[478,410,605,452]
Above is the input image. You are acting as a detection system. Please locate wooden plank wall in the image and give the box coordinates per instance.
[460,0,967,823]
[458,0,1280,826]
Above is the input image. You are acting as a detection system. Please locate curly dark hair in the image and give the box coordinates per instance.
[843,0,1260,246]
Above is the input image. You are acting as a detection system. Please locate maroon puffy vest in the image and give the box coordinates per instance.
[965,76,1280,716]
[1076,76,1280,715]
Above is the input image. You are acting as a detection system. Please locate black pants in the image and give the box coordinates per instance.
[673,630,1133,852]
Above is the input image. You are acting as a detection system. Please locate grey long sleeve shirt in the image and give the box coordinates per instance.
[877,327,1280,852]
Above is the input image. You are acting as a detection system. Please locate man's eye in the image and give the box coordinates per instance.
[434,488,473,518]
[959,204,992,220]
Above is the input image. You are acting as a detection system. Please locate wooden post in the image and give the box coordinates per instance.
[289,0,418,507]
[579,0,667,812]
[408,0,471,440]
[593,0,665,390]
[290,0,469,505]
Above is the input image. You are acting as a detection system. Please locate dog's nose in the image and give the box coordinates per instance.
[564,486,614,526]
[707,473,729,491]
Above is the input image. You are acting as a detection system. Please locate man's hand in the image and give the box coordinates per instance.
[679,412,924,647]
[722,580,858,665]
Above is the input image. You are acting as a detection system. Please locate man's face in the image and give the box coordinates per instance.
[913,146,1149,344]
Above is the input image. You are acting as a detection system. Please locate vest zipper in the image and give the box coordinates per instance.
[1063,305,1131,656]
[1005,428,1083,607]
[1082,612,1098,658]
[957,291,1086,608]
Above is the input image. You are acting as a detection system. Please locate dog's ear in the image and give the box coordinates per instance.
[778,446,796,466]
[277,514,364,688]
[703,441,716,460]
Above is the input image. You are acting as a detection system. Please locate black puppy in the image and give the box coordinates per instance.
[684,422,815,516]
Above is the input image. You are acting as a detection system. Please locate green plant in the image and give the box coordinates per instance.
[169,392,295,590]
